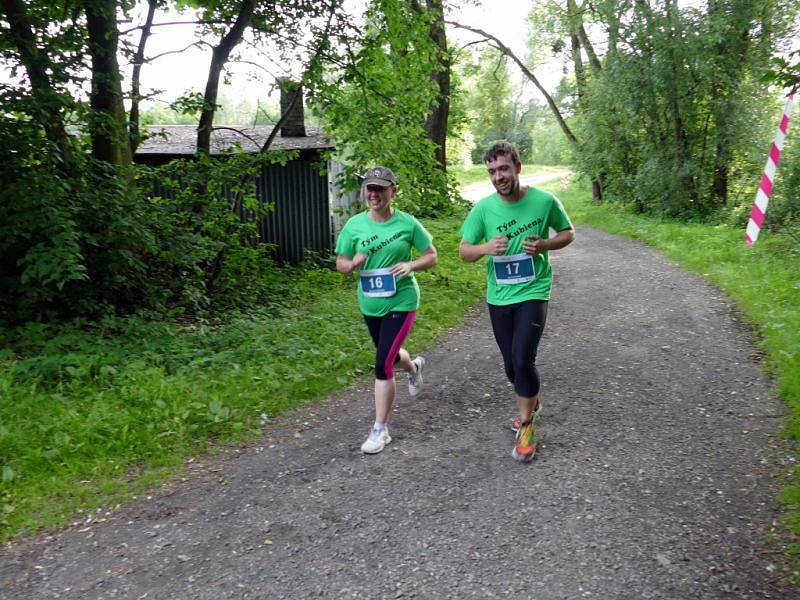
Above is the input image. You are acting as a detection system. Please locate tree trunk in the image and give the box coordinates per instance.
[570,0,602,71]
[567,0,604,201]
[664,0,697,202]
[85,0,132,167]
[712,140,728,203]
[422,0,450,170]
[578,23,602,73]
[570,31,586,100]
[129,0,158,154]
[591,179,603,203]
[197,0,256,155]
[1,0,76,172]
[709,0,752,205]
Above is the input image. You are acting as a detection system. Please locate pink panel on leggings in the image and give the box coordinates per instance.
[384,311,417,379]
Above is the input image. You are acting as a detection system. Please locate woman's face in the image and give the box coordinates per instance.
[365,184,395,214]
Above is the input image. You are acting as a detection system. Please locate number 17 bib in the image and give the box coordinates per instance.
[360,268,397,297]
[493,253,535,285]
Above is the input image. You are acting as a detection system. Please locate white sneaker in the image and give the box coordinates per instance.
[408,356,425,396]
[361,426,392,454]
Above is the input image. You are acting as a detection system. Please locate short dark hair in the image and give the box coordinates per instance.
[483,140,521,165]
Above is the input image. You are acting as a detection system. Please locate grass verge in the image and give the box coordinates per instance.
[0,215,484,542]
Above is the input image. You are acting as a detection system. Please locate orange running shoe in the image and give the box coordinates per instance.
[511,399,542,433]
[512,420,537,462]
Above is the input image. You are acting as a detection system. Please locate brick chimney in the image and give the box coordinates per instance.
[277,77,306,137]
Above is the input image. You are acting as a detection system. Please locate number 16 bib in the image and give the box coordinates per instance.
[360,268,397,297]
[493,253,535,285]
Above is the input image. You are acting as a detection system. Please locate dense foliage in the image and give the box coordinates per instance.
[0,113,293,320]
[450,46,572,166]
[565,0,799,223]
[0,0,458,322]
[306,0,461,218]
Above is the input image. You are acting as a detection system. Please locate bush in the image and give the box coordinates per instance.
[0,112,303,322]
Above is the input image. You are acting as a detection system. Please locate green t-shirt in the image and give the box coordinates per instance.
[460,187,572,305]
[335,209,433,316]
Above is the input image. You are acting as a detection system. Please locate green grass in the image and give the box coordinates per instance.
[0,215,484,542]
[551,179,800,554]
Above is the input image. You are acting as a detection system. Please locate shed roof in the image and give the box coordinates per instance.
[135,124,333,156]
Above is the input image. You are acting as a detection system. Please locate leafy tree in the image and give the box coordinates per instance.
[457,47,515,163]
[0,0,460,321]
[761,48,800,236]
[570,0,796,218]
[414,0,451,170]
[448,17,593,195]
[306,0,459,217]
[1,0,144,319]
[0,0,80,173]
[523,96,573,165]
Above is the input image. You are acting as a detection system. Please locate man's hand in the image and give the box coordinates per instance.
[484,235,509,256]
[522,235,548,256]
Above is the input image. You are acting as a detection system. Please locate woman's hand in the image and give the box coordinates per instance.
[389,262,413,277]
[336,252,368,274]
[351,253,368,271]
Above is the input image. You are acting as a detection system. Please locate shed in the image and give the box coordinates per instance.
[134,122,358,264]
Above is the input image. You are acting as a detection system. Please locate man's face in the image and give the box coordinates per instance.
[486,153,521,197]
[365,184,395,213]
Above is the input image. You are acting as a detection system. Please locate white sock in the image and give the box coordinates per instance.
[373,421,385,432]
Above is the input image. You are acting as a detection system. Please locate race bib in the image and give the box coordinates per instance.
[360,268,397,297]
[493,253,535,285]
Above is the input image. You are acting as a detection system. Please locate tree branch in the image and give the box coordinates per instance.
[145,41,208,63]
[212,126,262,149]
[577,23,602,72]
[119,19,227,35]
[197,0,257,154]
[446,20,578,146]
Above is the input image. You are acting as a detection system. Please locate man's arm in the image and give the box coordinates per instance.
[521,228,575,256]
[459,235,509,263]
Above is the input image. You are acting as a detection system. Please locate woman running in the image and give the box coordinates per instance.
[335,166,438,454]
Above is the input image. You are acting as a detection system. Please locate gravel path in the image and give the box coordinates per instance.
[1,226,797,599]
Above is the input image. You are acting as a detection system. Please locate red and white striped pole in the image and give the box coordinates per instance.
[745,94,795,246]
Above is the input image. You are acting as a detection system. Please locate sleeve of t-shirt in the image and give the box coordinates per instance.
[334,220,356,258]
[547,195,573,232]
[459,203,485,244]
[410,216,433,252]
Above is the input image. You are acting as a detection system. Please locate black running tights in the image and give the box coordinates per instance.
[487,299,548,398]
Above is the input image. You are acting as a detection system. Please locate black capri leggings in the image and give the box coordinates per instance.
[488,299,548,398]
[363,311,416,380]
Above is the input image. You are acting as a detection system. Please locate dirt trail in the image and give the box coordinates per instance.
[1,226,797,599]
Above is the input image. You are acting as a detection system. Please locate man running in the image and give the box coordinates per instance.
[459,141,575,462]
